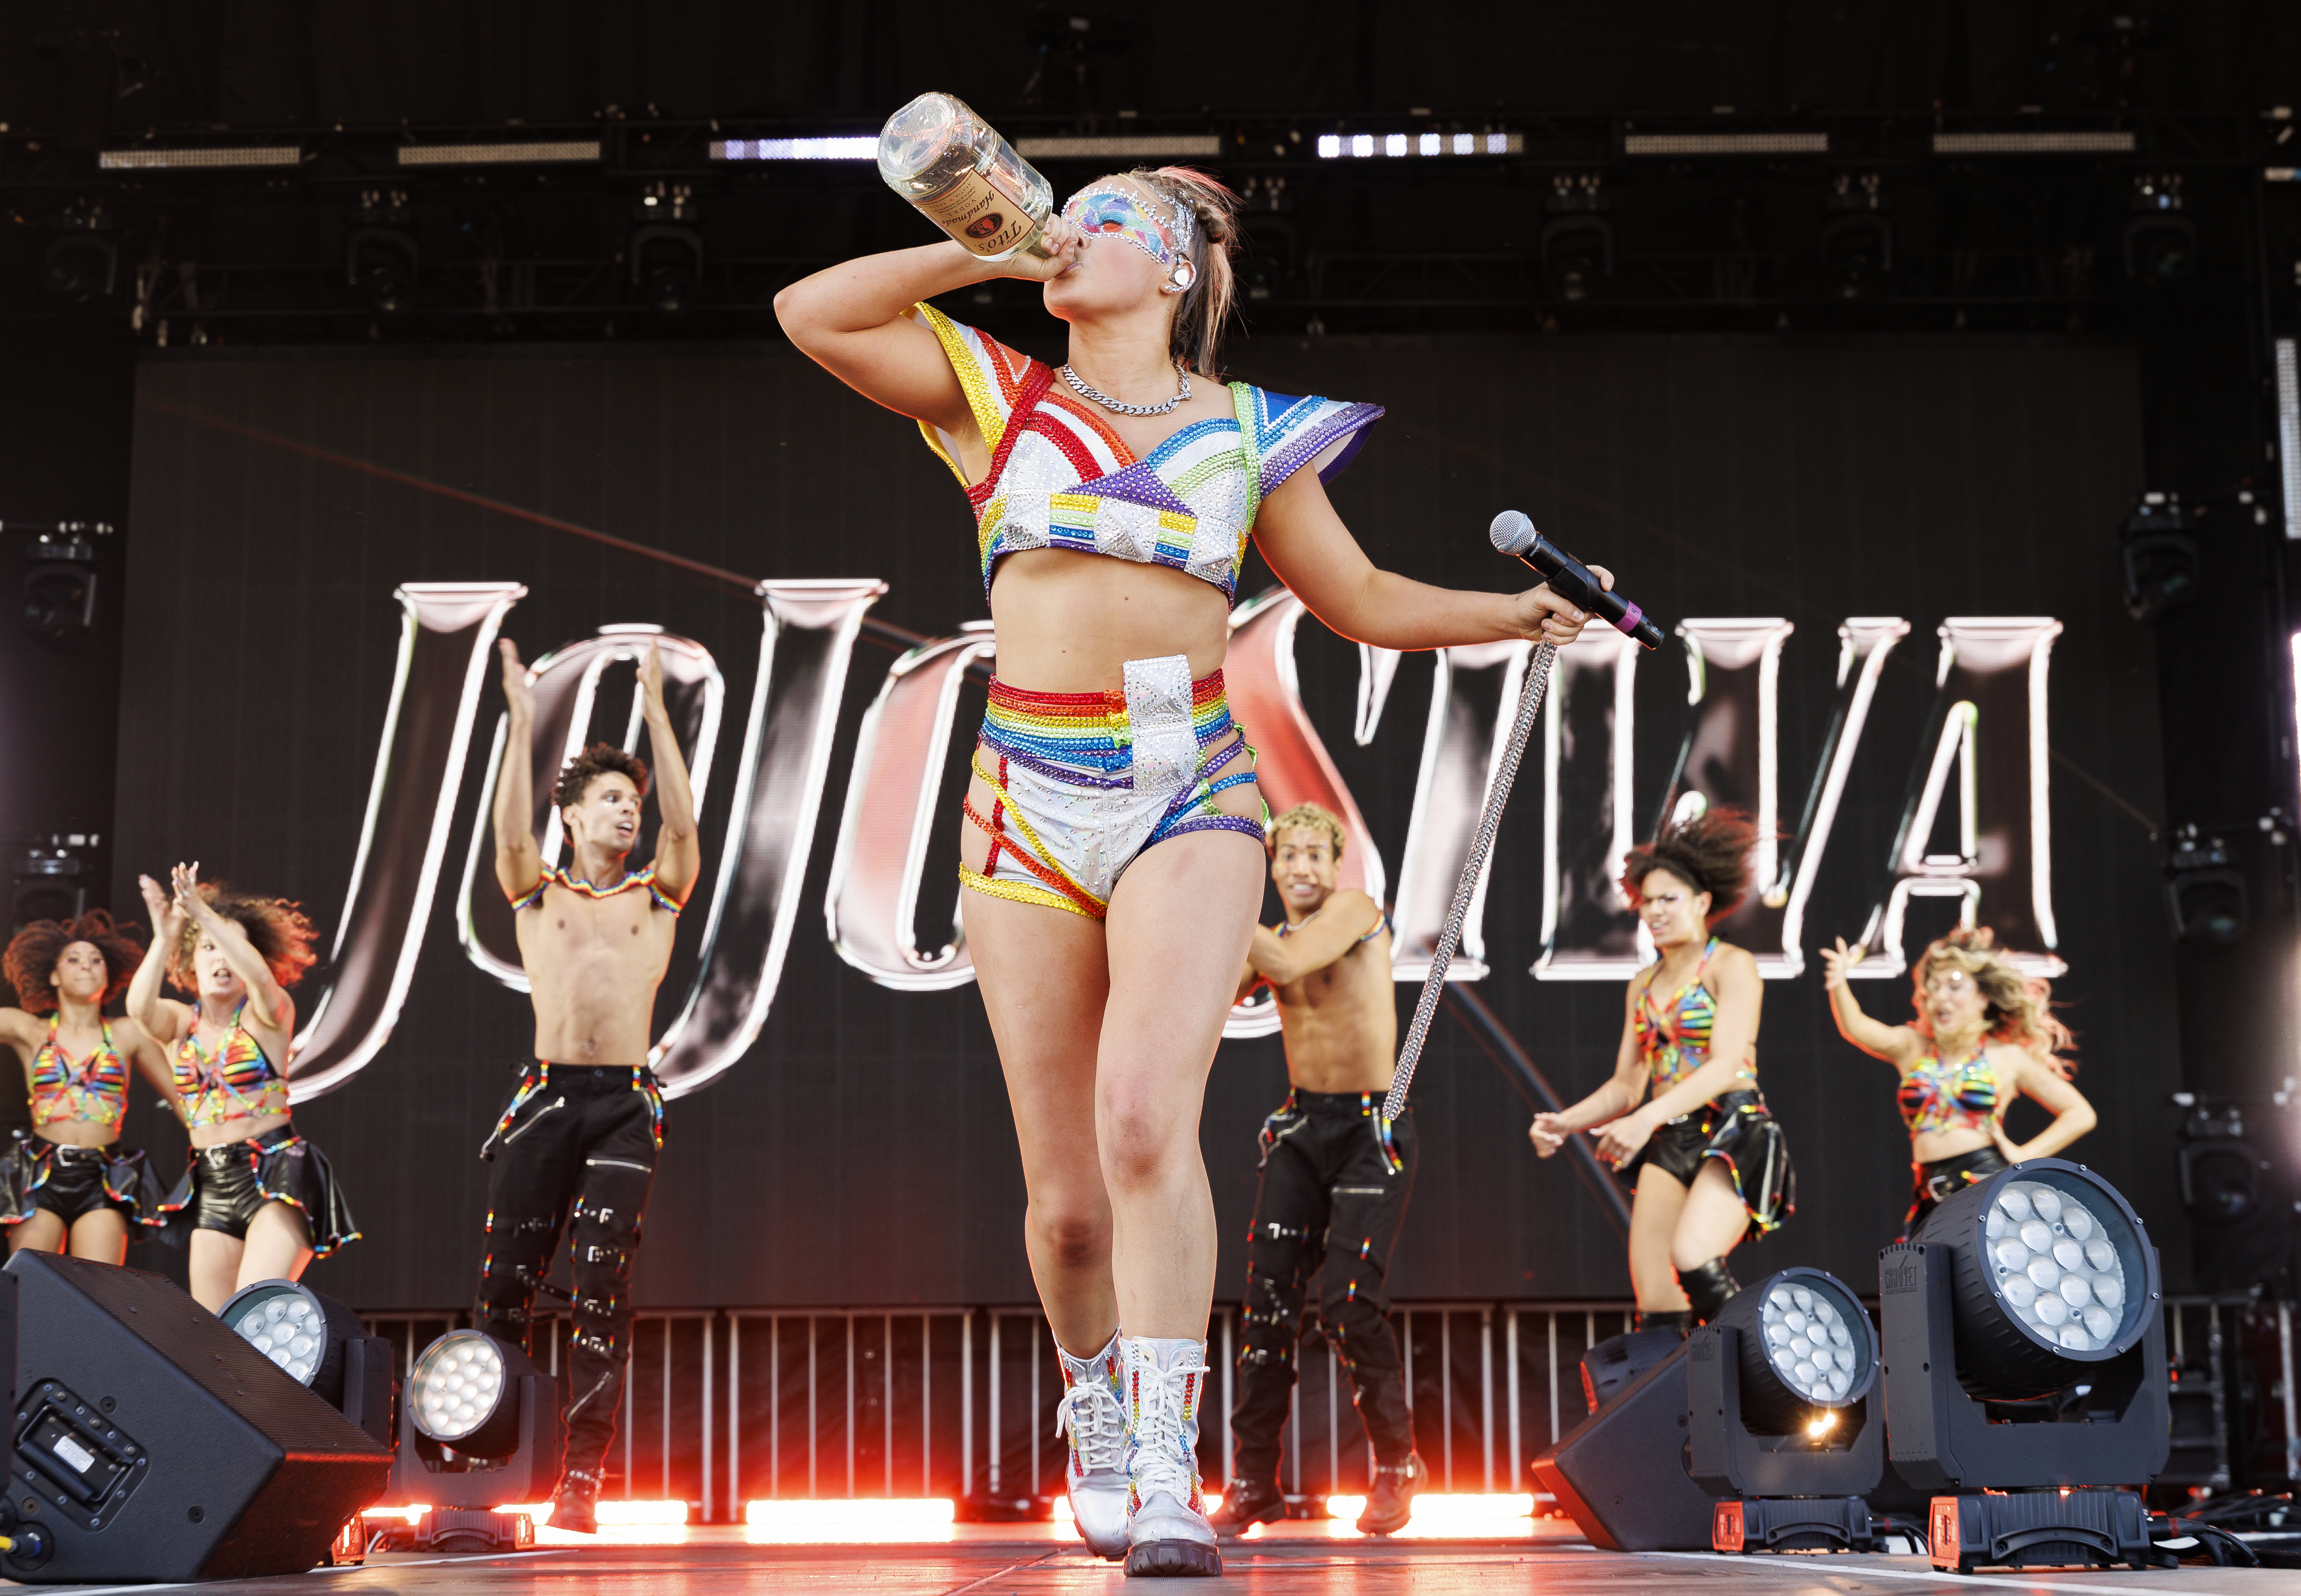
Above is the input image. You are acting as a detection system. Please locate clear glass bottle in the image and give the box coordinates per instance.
[878,91,1057,262]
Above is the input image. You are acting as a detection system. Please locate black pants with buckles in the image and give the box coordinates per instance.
[1231,1089,1419,1492]
[474,1061,666,1480]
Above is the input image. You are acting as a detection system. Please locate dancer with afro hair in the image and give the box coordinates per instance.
[0,910,177,1261]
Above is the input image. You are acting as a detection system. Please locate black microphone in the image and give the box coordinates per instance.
[1489,510,1665,651]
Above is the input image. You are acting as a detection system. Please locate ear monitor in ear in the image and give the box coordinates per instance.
[1162,261,1197,294]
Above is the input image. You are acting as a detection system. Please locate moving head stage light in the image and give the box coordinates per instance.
[1881,1158,2169,1574]
[381,1329,561,1553]
[220,1279,396,1447]
[1691,1268,1883,1555]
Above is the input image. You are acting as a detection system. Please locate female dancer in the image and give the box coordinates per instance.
[0,912,175,1261]
[129,865,357,1309]
[1821,925,2093,1237]
[1529,808,1791,1333]
[776,169,1601,1574]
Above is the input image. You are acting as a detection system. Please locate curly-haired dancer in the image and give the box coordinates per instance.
[1528,808,1791,1331]
[476,639,698,1536]
[1821,927,2093,1238]
[0,912,177,1261]
[128,867,354,1309]
[777,164,1602,1574]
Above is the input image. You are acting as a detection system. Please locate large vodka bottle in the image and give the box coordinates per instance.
[877,92,1057,262]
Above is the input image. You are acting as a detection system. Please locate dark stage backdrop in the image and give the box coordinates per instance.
[113,327,2169,1312]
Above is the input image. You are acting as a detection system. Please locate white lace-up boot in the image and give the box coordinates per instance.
[1054,1333,1130,1559]
[1119,1336,1221,1577]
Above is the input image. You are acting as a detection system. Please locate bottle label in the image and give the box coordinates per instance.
[919,168,1039,258]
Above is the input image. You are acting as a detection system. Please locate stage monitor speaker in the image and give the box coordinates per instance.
[0,1251,391,1583]
[1581,1326,1685,1413]
[1531,1340,1714,1551]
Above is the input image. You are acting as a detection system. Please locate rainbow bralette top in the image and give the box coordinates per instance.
[1898,1043,2001,1137]
[1633,937,1757,1091]
[31,1018,129,1131]
[173,1004,291,1127]
[909,305,1384,603]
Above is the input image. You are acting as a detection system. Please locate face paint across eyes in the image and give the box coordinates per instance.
[1060,189,1178,267]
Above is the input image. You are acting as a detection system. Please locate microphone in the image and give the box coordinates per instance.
[1489,510,1665,650]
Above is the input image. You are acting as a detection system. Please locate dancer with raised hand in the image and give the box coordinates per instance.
[1529,808,1791,1333]
[1821,925,2093,1239]
[1212,805,1424,1539]
[777,165,1603,1575]
[0,912,175,1261]
[129,867,354,1309]
[475,638,698,1536]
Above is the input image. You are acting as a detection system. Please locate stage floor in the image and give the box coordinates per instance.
[79,1526,2294,1595]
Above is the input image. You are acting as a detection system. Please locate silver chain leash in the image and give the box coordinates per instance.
[1382,639,1559,1122]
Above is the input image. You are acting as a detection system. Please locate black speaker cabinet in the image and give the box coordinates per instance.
[0,1251,391,1582]
[1530,1341,1714,1551]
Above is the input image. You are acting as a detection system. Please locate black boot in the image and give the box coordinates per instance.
[549,1467,601,1536]
[1208,1477,1286,1538]
[1354,1453,1426,1536]
[1677,1257,1741,1325]
[1633,1309,1695,1335]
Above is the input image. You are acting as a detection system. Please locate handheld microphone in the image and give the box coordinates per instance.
[1489,510,1665,651]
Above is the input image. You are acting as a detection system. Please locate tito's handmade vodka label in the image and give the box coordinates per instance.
[878,91,1057,262]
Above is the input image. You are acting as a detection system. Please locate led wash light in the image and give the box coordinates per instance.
[217,1277,395,1445]
[1756,1280,1860,1402]
[410,1331,506,1446]
[1985,1180,2127,1350]
[234,1289,327,1383]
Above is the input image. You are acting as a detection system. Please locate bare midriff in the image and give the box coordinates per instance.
[986,550,1230,691]
[1271,928,1397,1095]
[190,1111,292,1151]
[515,881,678,1065]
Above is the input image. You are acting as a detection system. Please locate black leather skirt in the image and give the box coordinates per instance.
[0,1135,163,1228]
[158,1125,360,1256]
[1616,1089,1795,1235]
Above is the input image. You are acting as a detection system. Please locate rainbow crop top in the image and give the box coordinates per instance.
[911,306,1384,603]
[509,863,683,916]
[1633,937,1756,1092]
[1898,1043,2001,1136]
[31,1019,129,1131]
[173,1003,291,1127]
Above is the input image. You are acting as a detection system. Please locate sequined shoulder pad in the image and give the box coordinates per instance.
[908,305,1045,486]
[1236,385,1385,506]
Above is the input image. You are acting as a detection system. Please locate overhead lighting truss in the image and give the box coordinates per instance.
[712,137,876,161]
[397,140,600,166]
[99,145,301,170]
[1317,132,1522,159]
[1933,131,2136,154]
[1624,132,1828,156]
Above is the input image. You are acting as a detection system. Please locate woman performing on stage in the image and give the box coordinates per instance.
[777,168,1603,1574]
[0,912,175,1261]
[1529,808,1791,1333]
[1821,925,2093,1238]
[129,865,357,1310]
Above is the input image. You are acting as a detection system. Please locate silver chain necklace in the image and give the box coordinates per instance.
[1060,362,1190,417]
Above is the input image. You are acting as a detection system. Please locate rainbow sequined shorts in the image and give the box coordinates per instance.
[961,654,1265,920]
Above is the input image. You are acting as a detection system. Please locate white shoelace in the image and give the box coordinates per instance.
[1055,1380,1124,1473]
[1126,1360,1203,1504]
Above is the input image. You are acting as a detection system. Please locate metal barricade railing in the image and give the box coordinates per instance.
[364,1299,1641,1520]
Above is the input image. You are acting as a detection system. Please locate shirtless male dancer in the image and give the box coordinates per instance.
[1210,804,1425,1537]
[476,640,698,1535]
